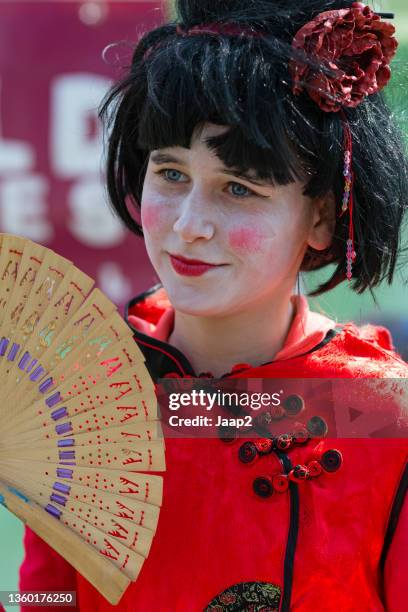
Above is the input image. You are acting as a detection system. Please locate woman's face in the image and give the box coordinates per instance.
[141,122,331,317]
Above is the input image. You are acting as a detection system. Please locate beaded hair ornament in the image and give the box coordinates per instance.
[174,3,398,281]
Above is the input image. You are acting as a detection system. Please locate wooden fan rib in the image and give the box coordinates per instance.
[0,476,157,578]
[6,420,162,448]
[1,361,157,438]
[61,500,155,559]
[1,471,156,558]
[2,439,166,472]
[2,396,160,446]
[1,460,163,515]
[0,482,131,604]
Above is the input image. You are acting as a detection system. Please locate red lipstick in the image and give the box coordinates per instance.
[169,254,223,277]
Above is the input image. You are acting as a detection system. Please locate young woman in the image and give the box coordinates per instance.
[19,1,407,610]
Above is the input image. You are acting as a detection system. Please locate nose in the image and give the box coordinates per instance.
[172,190,215,243]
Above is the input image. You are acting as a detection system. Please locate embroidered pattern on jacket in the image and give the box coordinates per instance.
[204,581,281,611]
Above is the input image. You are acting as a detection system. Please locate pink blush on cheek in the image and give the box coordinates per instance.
[141,203,165,232]
[228,227,266,254]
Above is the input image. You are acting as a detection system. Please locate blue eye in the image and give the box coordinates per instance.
[229,182,252,198]
[159,169,185,182]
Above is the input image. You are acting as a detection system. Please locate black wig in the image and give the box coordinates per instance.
[99,0,408,295]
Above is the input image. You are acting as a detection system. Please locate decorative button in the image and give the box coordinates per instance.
[320,449,343,472]
[292,427,310,445]
[218,425,237,443]
[269,404,286,420]
[254,438,273,455]
[253,476,274,498]
[275,433,294,451]
[255,411,273,426]
[272,473,289,493]
[238,441,258,464]
[288,464,309,482]
[307,416,328,437]
[307,460,323,478]
[283,394,305,417]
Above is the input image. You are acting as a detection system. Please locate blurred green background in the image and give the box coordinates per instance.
[1,1,407,609]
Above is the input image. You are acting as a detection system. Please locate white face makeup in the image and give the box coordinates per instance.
[140,122,326,318]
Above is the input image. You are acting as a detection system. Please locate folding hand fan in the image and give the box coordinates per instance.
[0,234,165,605]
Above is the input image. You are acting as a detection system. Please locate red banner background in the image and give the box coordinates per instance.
[0,1,165,312]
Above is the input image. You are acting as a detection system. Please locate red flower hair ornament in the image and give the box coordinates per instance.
[289,2,398,112]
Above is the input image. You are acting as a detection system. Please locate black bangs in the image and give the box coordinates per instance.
[136,33,308,186]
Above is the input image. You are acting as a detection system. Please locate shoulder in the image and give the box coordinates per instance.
[308,322,408,378]
[301,323,408,436]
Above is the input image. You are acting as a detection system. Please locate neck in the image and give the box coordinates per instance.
[168,290,295,377]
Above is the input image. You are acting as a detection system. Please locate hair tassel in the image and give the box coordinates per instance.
[340,115,356,281]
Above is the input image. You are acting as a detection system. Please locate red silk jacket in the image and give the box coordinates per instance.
[18,285,408,612]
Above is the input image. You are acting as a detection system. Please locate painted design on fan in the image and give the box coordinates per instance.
[56,424,73,437]
[45,504,62,518]
[54,290,76,317]
[57,468,73,479]
[100,538,121,561]
[6,342,20,361]
[51,301,109,365]
[36,275,58,301]
[0,337,46,381]
[30,365,46,381]
[50,493,67,506]
[46,391,62,407]
[115,499,138,518]
[204,581,281,611]
[18,262,39,286]
[38,376,54,393]
[21,311,41,335]
[58,437,75,447]
[1,257,20,282]
[0,337,9,356]
[89,334,114,353]
[39,320,57,347]
[51,407,68,421]
[10,302,25,323]
[53,482,71,495]
[59,451,76,461]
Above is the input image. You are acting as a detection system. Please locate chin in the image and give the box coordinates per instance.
[162,281,229,317]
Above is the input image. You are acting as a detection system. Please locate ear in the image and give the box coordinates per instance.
[307,191,336,251]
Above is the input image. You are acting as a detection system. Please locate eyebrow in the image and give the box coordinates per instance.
[150,152,269,187]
